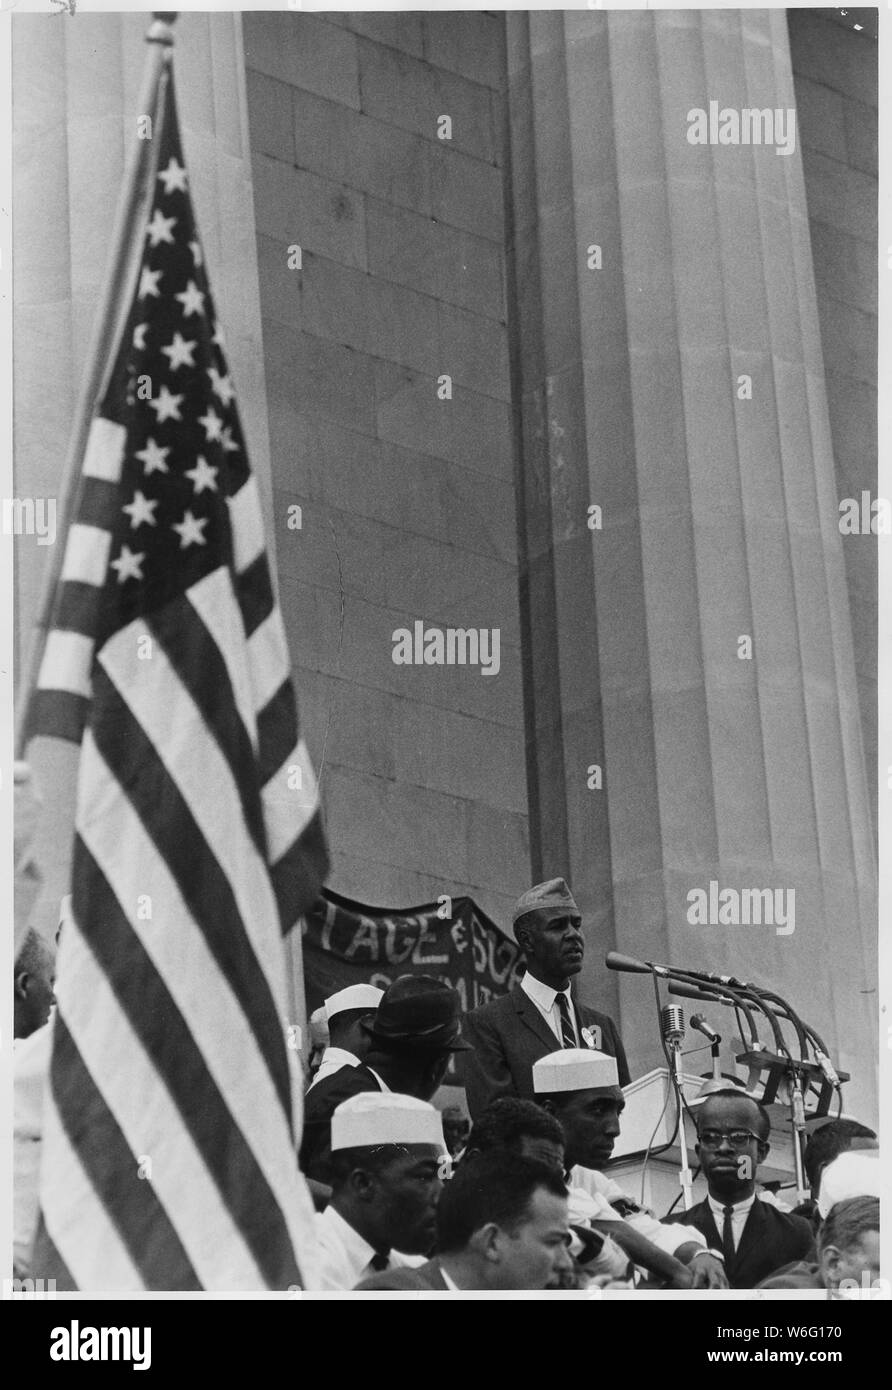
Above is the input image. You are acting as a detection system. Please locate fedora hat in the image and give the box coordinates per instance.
[361,974,471,1052]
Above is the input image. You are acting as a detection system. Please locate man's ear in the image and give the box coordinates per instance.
[819,1244,841,1284]
[539,1098,556,1117]
[348,1168,376,1202]
[468,1223,502,1265]
[757,1139,770,1164]
[14,970,30,1002]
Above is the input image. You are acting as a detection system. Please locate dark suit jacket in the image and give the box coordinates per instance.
[459,982,630,1121]
[300,1064,381,1184]
[354,1259,449,1291]
[665,1197,816,1289]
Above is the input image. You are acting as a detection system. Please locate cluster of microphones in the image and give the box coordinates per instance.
[605,952,844,1105]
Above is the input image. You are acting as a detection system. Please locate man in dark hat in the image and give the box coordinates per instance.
[460,877,629,1121]
[300,974,470,1183]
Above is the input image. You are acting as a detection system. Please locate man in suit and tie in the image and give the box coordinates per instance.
[460,878,629,1120]
[665,1089,816,1288]
[355,1150,573,1291]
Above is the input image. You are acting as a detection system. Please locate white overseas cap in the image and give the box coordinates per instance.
[331,1092,446,1152]
[817,1150,881,1218]
[533,1048,619,1094]
[324,984,384,1022]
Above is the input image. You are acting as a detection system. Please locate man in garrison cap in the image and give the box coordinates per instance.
[460,878,629,1121]
[308,984,384,1090]
[311,1092,447,1290]
[300,974,470,1184]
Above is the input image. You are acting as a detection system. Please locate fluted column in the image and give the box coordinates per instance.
[13,12,276,943]
[506,8,876,1120]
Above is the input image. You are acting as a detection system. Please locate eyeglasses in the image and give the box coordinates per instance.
[698,1129,760,1149]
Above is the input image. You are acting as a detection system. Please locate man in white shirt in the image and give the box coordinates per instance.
[533,1049,728,1288]
[308,984,383,1090]
[312,1091,447,1290]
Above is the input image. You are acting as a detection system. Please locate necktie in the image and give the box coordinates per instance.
[721,1206,735,1265]
[556,991,576,1049]
[370,1252,390,1272]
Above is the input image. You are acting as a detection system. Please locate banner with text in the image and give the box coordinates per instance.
[302,889,524,1023]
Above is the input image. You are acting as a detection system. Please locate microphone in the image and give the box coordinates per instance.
[814,1050,841,1089]
[605,951,669,977]
[690,1014,721,1045]
[660,1004,685,1048]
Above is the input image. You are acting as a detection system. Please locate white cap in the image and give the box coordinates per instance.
[817,1150,881,1218]
[331,1091,446,1152]
[533,1048,619,1094]
[324,984,384,1022]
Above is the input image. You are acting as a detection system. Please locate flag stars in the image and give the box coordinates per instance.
[198,405,224,443]
[122,491,159,530]
[175,280,205,318]
[220,426,239,455]
[172,510,209,549]
[139,266,162,300]
[161,332,198,371]
[149,384,184,424]
[157,158,188,195]
[185,456,218,495]
[135,437,170,476]
[110,545,146,584]
[212,324,226,350]
[208,366,235,407]
[189,240,203,268]
[146,208,177,248]
[132,323,149,351]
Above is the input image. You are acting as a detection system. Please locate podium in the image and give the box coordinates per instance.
[607,1068,817,1218]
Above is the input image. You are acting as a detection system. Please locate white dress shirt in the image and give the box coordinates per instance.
[707,1191,756,1250]
[568,1165,708,1258]
[520,972,579,1046]
[308,1046,361,1089]
[312,1206,422,1290]
[440,1267,460,1291]
[14,1020,53,1275]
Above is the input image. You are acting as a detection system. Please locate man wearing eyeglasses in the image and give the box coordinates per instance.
[665,1089,816,1288]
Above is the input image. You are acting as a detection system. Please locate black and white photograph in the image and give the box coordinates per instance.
[4,0,887,1342]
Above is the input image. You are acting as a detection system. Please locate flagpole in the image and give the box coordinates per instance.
[14,13,179,757]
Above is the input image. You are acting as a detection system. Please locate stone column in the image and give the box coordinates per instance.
[505,8,876,1120]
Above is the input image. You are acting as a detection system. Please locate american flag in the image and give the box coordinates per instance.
[28,66,328,1289]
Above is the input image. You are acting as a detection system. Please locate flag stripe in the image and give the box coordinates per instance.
[61,523,112,586]
[88,661,294,1126]
[184,566,259,745]
[76,736,315,1266]
[235,550,275,639]
[256,678,297,786]
[228,476,265,575]
[83,416,126,482]
[270,811,329,933]
[30,1212,78,1291]
[55,579,108,639]
[38,629,94,697]
[49,1010,202,1290]
[147,585,266,854]
[71,837,302,1289]
[28,688,89,743]
[248,607,291,715]
[262,738,319,862]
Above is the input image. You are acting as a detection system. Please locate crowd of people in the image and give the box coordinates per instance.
[13,871,882,1294]
[297,877,881,1293]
